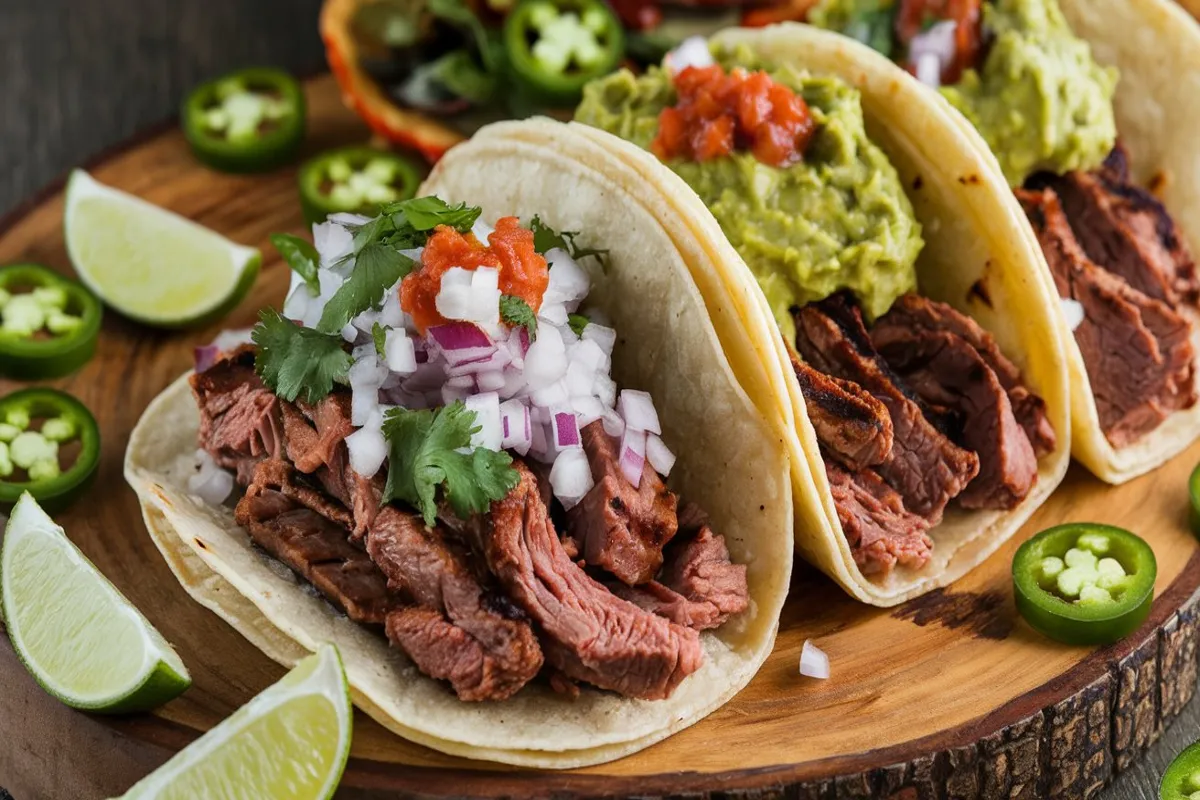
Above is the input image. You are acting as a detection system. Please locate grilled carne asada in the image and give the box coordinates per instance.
[187,199,750,705]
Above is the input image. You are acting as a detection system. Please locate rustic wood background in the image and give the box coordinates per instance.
[0,0,1190,798]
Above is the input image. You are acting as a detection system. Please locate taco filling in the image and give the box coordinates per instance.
[577,51,1055,579]
[188,198,748,702]
[808,0,1200,449]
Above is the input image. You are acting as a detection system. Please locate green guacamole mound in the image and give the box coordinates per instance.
[810,0,1119,186]
[575,46,922,336]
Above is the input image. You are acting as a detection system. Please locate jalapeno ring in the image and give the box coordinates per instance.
[0,264,102,380]
[0,388,100,512]
[182,67,307,173]
[1012,523,1156,646]
[298,146,423,224]
[503,0,625,105]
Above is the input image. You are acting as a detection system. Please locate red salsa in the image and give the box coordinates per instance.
[652,64,817,168]
[400,217,549,334]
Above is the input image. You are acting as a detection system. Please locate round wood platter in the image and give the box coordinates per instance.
[3,74,1200,800]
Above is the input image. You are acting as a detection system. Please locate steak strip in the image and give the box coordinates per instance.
[485,462,703,700]
[871,294,1056,457]
[793,295,979,522]
[190,346,283,485]
[788,343,893,470]
[1018,188,1197,446]
[823,458,932,577]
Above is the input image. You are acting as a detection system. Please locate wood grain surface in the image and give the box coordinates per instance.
[1,73,1198,799]
[2,2,1196,799]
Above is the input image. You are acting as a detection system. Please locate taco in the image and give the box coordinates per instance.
[123,119,793,768]
[803,0,1200,483]
[571,23,1071,605]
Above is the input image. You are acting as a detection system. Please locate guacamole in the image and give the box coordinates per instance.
[575,49,922,337]
[810,0,1119,186]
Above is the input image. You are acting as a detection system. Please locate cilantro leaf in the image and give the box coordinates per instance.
[382,402,519,526]
[567,313,590,337]
[270,233,321,296]
[426,0,502,71]
[499,295,537,341]
[387,196,482,233]
[372,321,387,357]
[252,308,352,404]
[529,215,608,265]
[317,243,415,334]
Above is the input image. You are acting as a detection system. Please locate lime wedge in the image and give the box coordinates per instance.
[0,493,191,712]
[63,169,261,327]
[119,644,352,800]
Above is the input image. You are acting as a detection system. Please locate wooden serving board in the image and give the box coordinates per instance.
[2,74,1200,800]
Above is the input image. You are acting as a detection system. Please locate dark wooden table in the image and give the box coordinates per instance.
[0,0,1181,798]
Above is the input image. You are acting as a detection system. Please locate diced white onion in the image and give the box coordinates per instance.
[497,367,528,400]
[188,449,234,505]
[378,288,407,329]
[302,269,345,330]
[619,427,646,487]
[346,411,387,477]
[582,323,617,357]
[571,395,606,427]
[385,329,418,374]
[530,380,569,409]
[211,327,255,352]
[1060,298,1085,331]
[799,640,831,680]
[464,392,503,452]
[349,354,387,388]
[471,218,495,242]
[312,220,354,268]
[352,385,379,427]
[593,373,617,409]
[538,302,569,327]
[645,433,676,477]
[664,35,715,74]
[544,248,591,310]
[442,383,473,405]
[528,421,551,461]
[341,323,359,343]
[564,359,596,398]
[549,448,594,509]
[523,325,567,389]
[500,399,532,454]
[601,407,625,438]
[618,389,661,434]
[470,267,502,326]
[326,211,371,227]
[913,51,943,89]
[476,370,508,392]
[570,338,609,375]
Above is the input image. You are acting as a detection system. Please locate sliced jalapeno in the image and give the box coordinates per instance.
[298,146,423,224]
[182,67,306,173]
[1013,523,1156,646]
[1163,741,1200,799]
[0,389,100,512]
[503,0,625,105]
[0,265,102,380]
[1189,461,1200,536]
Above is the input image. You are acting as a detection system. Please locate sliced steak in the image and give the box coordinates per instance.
[485,462,703,700]
[788,344,893,470]
[614,524,748,630]
[872,328,1038,510]
[566,421,679,585]
[1019,188,1197,446]
[1030,161,1200,305]
[248,457,354,530]
[366,506,543,702]
[872,294,1056,457]
[191,345,283,484]
[234,467,395,625]
[824,458,933,577]
[793,296,979,522]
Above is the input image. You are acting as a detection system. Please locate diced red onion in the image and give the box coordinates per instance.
[428,322,497,367]
[384,330,418,374]
[446,348,512,377]
[401,361,444,392]
[619,427,646,487]
[618,389,661,435]
[601,408,625,438]
[552,409,581,450]
[799,640,830,680]
[445,374,475,390]
[523,325,567,389]
[664,35,714,74]
[497,366,528,400]
[530,380,569,408]
[582,323,617,357]
[1060,298,1084,331]
[500,399,532,455]
[442,384,473,405]
[645,433,676,477]
[476,370,508,393]
[528,421,552,462]
[464,392,503,451]
[549,449,595,509]
[346,415,387,478]
[193,345,219,373]
[571,395,606,427]
[509,327,531,360]
[530,404,550,425]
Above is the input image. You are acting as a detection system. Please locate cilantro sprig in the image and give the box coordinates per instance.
[317,243,414,334]
[530,215,608,266]
[567,313,590,337]
[499,295,537,341]
[382,402,519,526]
[345,196,482,257]
[252,309,352,404]
[270,233,321,296]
